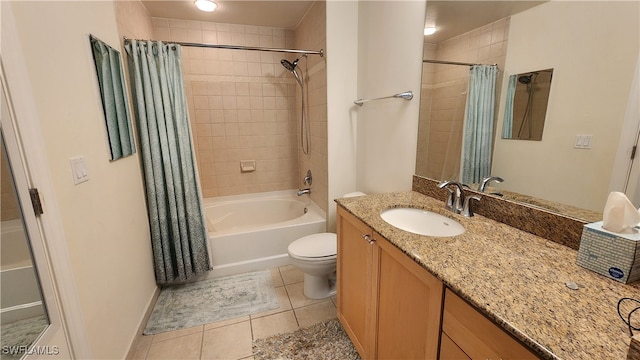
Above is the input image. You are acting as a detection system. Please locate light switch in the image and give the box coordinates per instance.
[574,135,592,149]
[70,156,90,185]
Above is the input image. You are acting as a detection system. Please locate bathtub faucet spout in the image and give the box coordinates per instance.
[297,188,311,196]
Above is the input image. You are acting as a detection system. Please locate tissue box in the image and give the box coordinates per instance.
[576,221,640,283]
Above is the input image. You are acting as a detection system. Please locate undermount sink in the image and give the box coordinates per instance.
[380,207,465,237]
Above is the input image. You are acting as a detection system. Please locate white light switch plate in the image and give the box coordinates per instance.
[574,135,592,149]
[70,156,89,185]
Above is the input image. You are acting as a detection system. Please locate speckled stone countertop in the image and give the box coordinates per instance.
[336,191,640,360]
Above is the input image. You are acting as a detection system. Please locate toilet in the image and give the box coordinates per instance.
[287,191,366,299]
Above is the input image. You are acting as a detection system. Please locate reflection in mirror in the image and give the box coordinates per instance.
[502,68,553,140]
[417,1,639,218]
[0,133,49,357]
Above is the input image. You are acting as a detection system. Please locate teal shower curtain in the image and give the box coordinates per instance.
[125,40,211,285]
[461,65,498,184]
[501,74,517,139]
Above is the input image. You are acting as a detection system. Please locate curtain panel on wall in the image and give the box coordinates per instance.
[125,40,211,286]
[461,65,498,184]
[89,35,136,160]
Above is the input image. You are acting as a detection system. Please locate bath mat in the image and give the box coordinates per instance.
[143,270,278,335]
[253,318,360,360]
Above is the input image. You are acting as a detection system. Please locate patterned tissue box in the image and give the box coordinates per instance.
[577,221,640,284]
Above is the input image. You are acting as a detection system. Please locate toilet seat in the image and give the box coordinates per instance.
[288,233,336,260]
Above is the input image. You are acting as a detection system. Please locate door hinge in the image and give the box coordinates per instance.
[632,145,637,160]
[29,188,44,216]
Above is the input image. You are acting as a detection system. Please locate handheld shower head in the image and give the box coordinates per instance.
[280,58,299,72]
[280,57,303,87]
[518,74,533,84]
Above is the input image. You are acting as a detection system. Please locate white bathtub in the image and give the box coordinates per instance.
[0,220,46,324]
[203,190,326,278]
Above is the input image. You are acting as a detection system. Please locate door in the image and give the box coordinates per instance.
[1,65,72,359]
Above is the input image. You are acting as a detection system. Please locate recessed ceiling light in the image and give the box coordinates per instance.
[195,0,217,12]
[424,26,437,36]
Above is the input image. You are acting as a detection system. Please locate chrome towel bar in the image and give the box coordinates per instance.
[354,91,413,106]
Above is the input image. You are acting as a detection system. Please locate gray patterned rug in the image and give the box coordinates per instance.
[0,315,48,360]
[253,318,360,360]
[144,270,278,334]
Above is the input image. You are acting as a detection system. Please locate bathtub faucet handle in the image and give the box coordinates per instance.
[303,170,313,186]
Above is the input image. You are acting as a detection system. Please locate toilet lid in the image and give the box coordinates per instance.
[288,233,337,258]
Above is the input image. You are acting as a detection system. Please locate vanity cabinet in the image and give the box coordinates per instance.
[441,288,539,359]
[336,206,443,359]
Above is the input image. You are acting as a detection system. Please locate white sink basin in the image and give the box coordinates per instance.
[380,207,465,237]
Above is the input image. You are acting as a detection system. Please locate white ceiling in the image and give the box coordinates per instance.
[140,1,547,42]
[141,0,315,29]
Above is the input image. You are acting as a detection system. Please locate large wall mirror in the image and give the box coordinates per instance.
[416,1,640,218]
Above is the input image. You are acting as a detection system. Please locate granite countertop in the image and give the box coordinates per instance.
[336,191,640,360]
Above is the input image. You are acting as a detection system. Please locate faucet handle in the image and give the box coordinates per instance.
[462,195,481,217]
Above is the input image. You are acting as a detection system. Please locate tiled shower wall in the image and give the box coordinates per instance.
[417,18,509,181]
[152,19,299,198]
[295,1,328,214]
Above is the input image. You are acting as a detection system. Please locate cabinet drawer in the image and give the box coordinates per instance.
[439,332,471,360]
[442,289,539,359]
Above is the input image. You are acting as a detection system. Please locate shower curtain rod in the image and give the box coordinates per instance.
[423,59,497,67]
[123,36,324,57]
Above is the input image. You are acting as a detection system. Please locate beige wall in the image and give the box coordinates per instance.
[492,1,640,212]
[356,0,425,194]
[1,146,20,221]
[8,1,157,357]
[295,1,328,215]
[153,18,299,198]
[417,18,509,181]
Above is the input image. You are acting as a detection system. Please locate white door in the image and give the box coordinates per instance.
[0,67,72,359]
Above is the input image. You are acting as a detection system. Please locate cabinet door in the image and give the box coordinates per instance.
[376,236,444,360]
[442,289,539,359]
[336,206,378,359]
[440,333,471,360]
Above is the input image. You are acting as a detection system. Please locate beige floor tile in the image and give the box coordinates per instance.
[279,265,304,285]
[294,300,337,328]
[201,321,253,360]
[269,267,284,287]
[204,315,249,331]
[146,332,202,359]
[251,310,299,339]
[285,282,326,309]
[151,325,203,343]
[250,286,292,319]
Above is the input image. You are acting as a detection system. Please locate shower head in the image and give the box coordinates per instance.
[518,74,533,84]
[281,57,303,87]
[280,58,299,72]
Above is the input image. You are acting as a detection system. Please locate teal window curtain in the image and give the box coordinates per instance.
[124,40,211,285]
[501,74,517,139]
[89,35,136,160]
[461,65,498,184]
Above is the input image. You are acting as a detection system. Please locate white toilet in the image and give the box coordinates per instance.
[287,191,366,299]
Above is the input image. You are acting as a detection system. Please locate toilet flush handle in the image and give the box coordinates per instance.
[362,234,376,244]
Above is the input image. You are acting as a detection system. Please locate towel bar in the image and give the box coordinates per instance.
[354,91,413,106]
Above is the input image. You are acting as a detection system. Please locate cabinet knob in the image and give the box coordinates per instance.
[362,234,376,244]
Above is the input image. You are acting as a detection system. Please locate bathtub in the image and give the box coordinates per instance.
[203,190,326,278]
[0,219,46,324]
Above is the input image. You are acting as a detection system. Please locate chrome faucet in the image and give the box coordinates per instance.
[297,188,311,196]
[462,195,481,217]
[437,180,466,214]
[479,176,504,192]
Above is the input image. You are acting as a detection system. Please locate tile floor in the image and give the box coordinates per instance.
[129,265,338,360]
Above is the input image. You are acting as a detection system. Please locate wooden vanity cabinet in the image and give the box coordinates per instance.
[442,288,540,359]
[336,206,378,358]
[336,206,444,359]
